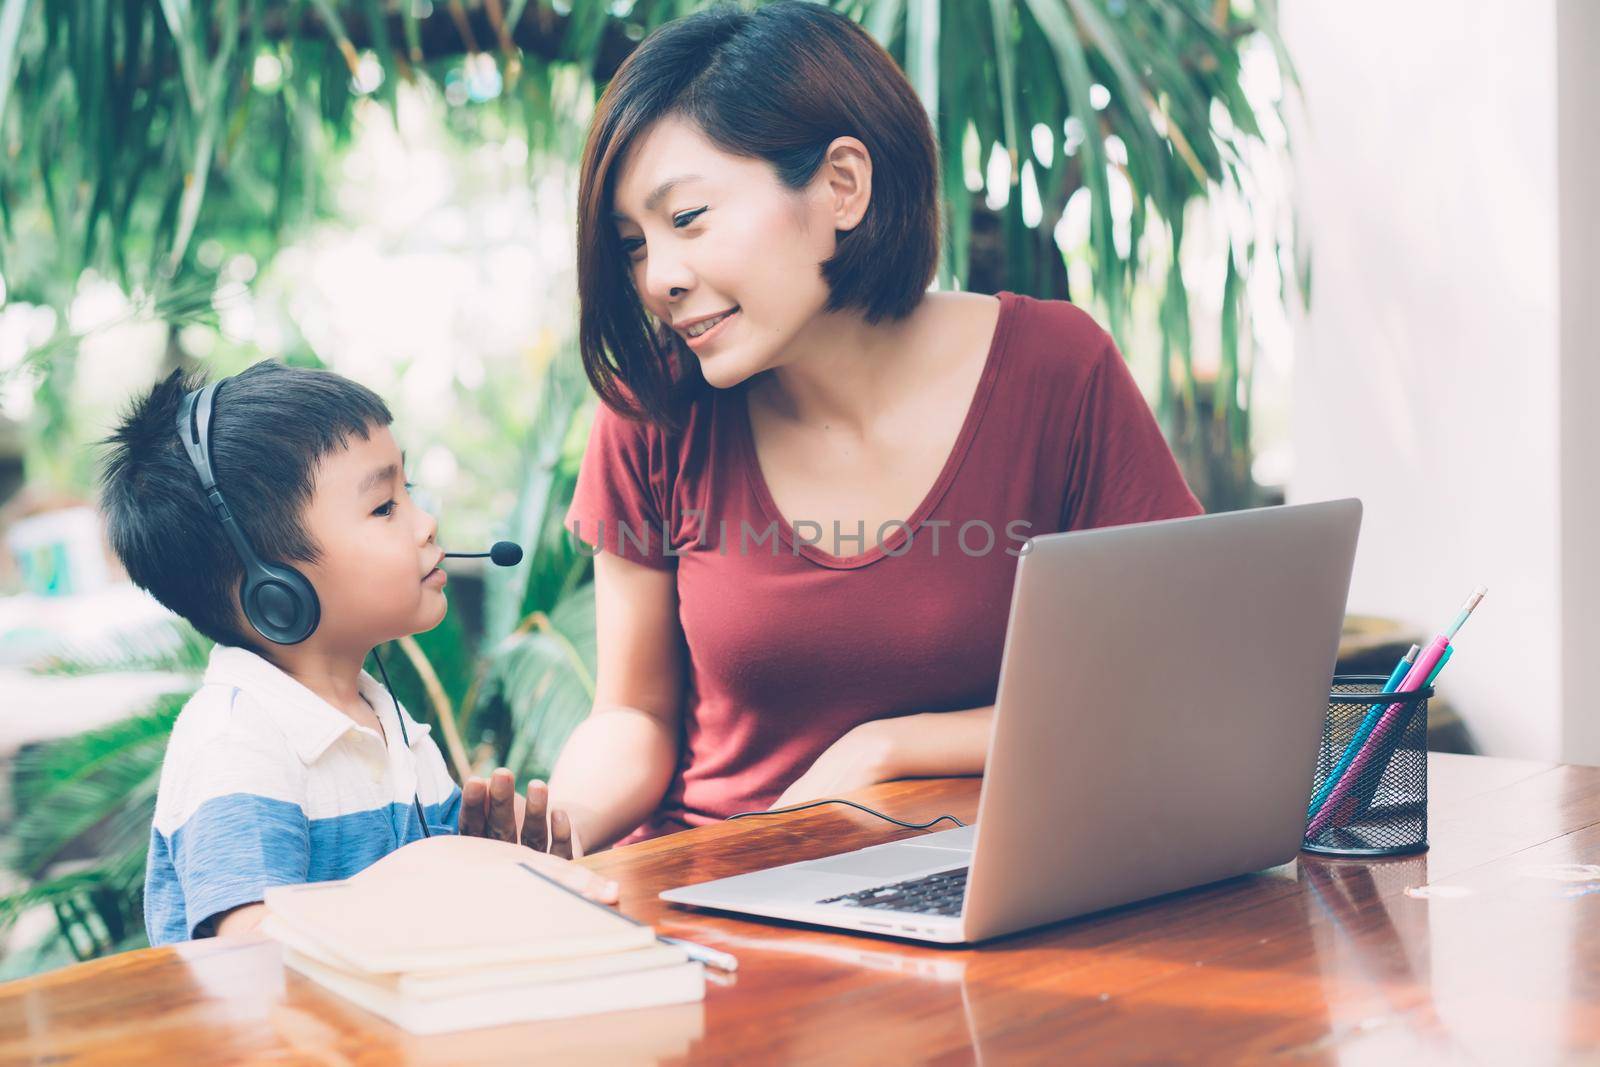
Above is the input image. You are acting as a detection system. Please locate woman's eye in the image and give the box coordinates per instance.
[620,236,645,257]
[673,207,708,228]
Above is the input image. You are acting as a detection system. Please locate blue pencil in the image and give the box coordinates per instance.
[1306,644,1419,821]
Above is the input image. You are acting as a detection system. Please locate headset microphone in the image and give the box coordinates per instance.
[443,541,523,566]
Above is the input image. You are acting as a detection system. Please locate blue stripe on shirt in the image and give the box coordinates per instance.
[144,787,463,946]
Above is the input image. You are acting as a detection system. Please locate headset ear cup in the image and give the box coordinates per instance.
[240,562,320,645]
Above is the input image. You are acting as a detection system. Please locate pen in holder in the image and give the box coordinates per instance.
[1302,674,1431,857]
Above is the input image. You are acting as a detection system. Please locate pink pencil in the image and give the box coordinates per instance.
[1306,587,1486,837]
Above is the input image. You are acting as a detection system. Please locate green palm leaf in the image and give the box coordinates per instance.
[482,344,593,648]
[0,0,30,130]
[481,587,596,783]
[0,692,182,961]
[2,0,1289,510]
[28,618,213,678]
[7,693,182,877]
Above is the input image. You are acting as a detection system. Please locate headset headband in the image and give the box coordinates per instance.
[175,377,321,645]
[176,380,262,573]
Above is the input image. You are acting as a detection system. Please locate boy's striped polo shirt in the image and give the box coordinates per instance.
[144,645,463,946]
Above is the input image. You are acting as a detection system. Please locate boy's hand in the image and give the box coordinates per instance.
[457,769,614,904]
[459,769,587,860]
[518,779,586,859]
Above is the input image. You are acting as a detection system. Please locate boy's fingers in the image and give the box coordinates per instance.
[520,781,549,853]
[590,872,620,904]
[459,777,487,837]
[486,768,517,842]
[549,808,573,860]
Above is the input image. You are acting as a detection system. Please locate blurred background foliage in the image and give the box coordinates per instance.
[0,0,1300,969]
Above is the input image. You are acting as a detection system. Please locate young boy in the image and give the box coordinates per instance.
[100,360,614,946]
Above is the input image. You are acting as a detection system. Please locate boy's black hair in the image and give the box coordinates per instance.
[100,360,392,651]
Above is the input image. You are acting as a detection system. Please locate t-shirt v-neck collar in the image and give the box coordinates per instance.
[735,291,1019,570]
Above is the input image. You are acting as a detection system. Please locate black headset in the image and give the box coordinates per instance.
[177,379,322,646]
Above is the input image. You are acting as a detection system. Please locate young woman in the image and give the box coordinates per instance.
[545,2,1201,851]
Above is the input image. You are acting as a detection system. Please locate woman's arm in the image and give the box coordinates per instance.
[771,704,994,810]
[878,704,994,779]
[548,551,686,851]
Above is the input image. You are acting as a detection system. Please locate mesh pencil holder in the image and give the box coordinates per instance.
[1301,674,1431,857]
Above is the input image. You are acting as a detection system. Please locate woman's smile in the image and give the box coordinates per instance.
[679,306,741,349]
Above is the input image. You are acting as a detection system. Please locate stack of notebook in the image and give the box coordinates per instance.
[261,835,704,1034]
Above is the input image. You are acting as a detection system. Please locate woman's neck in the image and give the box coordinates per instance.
[751,303,920,432]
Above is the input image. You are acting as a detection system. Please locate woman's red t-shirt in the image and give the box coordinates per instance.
[565,292,1203,841]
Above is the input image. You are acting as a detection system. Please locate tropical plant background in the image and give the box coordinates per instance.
[0,0,1299,974]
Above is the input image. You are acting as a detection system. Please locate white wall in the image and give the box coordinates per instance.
[1283,1,1581,760]
[1557,0,1600,764]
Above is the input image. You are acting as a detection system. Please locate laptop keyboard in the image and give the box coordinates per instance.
[817,867,968,917]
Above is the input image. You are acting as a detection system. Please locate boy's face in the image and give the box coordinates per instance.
[298,423,448,649]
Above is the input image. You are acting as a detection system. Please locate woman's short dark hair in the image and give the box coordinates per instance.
[576,1,941,426]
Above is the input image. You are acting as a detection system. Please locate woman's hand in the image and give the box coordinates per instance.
[770,721,900,810]
[769,706,997,811]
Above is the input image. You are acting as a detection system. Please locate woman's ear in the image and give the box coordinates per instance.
[819,136,873,232]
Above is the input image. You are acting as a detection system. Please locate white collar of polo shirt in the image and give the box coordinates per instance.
[202,645,435,765]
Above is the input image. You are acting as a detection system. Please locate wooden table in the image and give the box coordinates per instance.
[3,753,1598,1065]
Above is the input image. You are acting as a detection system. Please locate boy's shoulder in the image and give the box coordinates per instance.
[167,647,300,760]
[169,674,273,748]
[155,648,310,831]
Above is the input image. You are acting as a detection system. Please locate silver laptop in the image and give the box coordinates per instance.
[659,500,1362,944]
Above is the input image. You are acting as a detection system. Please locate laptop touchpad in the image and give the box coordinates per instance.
[807,846,959,880]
